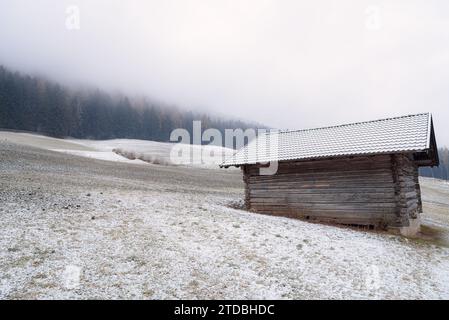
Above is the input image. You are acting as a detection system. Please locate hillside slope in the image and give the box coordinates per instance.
[0,131,235,168]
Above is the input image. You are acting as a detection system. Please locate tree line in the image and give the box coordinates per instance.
[420,147,449,181]
[0,65,256,142]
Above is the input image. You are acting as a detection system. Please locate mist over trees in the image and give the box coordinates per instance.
[0,65,256,143]
[420,148,449,180]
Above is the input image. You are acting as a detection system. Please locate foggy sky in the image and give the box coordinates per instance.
[1,0,448,145]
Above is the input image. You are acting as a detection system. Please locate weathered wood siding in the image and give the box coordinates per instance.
[242,154,422,228]
[391,154,421,227]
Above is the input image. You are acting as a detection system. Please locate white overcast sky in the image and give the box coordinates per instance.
[0,0,448,145]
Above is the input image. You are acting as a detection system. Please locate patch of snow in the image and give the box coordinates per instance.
[62,265,81,289]
[70,138,235,169]
[50,149,147,165]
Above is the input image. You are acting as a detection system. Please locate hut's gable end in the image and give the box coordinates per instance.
[413,117,439,167]
[243,154,423,228]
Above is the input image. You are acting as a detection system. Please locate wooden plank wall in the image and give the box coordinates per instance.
[242,154,422,228]
[392,154,421,227]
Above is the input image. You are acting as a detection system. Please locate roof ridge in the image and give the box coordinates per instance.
[276,112,430,135]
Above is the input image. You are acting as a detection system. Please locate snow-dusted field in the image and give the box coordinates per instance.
[0,131,235,169]
[1,133,449,299]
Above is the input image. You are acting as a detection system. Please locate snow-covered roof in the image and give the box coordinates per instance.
[221,113,438,167]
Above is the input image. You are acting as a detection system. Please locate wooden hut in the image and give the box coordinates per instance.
[221,113,439,234]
